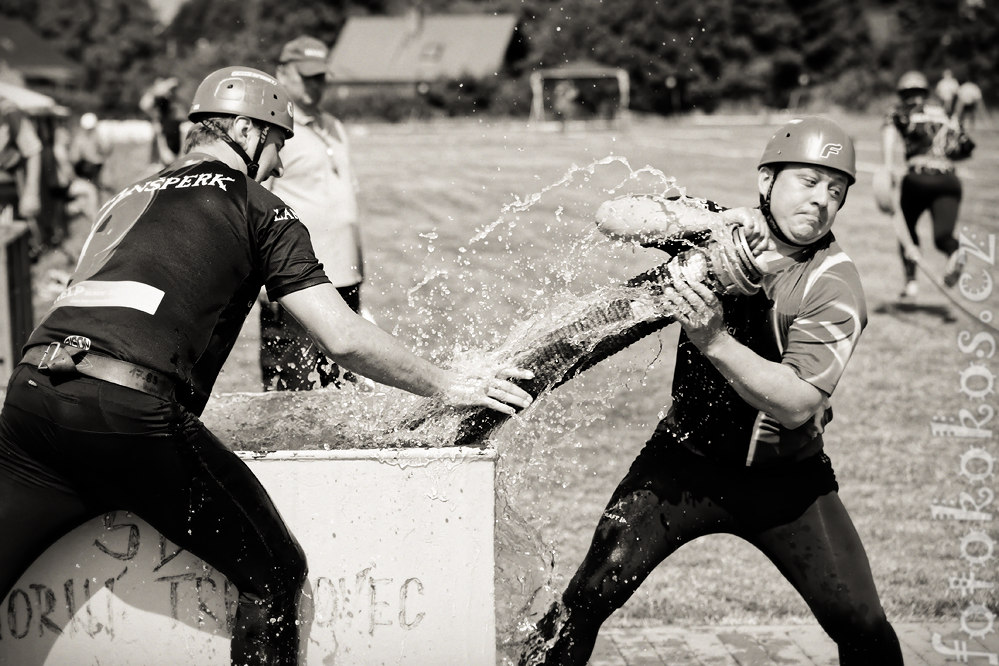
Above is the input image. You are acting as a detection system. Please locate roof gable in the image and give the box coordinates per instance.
[329,14,517,84]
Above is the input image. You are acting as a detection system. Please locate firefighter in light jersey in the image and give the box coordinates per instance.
[521,117,903,666]
[0,66,533,666]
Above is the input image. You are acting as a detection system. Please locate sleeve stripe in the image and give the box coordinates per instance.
[804,252,851,296]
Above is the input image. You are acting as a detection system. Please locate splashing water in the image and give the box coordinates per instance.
[206,155,753,662]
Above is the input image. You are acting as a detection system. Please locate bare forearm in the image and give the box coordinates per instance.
[281,287,446,395]
[138,92,155,115]
[697,332,824,428]
[325,317,448,396]
[279,284,534,414]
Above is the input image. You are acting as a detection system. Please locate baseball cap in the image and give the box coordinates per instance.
[278,36,330,77]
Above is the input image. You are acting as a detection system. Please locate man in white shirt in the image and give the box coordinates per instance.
[263,35,365,390]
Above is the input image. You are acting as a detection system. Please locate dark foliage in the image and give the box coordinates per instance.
[2,0,995,118]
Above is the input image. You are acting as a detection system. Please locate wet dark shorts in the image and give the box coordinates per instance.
[620,439,839,534]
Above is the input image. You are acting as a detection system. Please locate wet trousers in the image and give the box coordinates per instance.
[899,170,962,281]
[0,365,307,665]
[259,283,361,391]
[520,442,903,666]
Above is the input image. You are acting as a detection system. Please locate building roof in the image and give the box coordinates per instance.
[147,0,187,26]
[0,16,82,84]
[329,13,517,84]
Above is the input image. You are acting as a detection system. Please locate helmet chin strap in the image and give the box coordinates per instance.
[202,119,268,179]
[758,166,842,249]
[759,168,811,249]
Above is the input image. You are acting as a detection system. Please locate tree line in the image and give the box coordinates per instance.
[2,0,995,118]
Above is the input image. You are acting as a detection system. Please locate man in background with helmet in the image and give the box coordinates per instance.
[0,66,534,666]
[260,35,365,391]
[875,70,971,299]
[520,117,903,666]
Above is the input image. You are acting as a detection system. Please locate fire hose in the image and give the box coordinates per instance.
[399,195,767,447]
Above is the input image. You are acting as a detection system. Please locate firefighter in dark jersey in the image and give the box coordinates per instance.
[0,67,533,666]
[875,70,971,299]
[520,117,903,666]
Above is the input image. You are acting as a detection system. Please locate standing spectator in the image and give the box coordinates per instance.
[552,79,579,131]
[955,80,990,130]
[69,112,111,187]
[875,70,970,299]
[935,69,960,117]
[0,65,534,666]
[139,76,184,170]
[41,113,76,248]
[0,95,42,254]
[262,35,365,391]
[67,112,113,223]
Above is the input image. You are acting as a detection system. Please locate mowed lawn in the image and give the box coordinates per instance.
[80,113,999,636]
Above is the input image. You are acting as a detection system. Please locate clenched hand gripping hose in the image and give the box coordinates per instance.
[398,196,767,447]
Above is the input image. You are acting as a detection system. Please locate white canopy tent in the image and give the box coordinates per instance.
[0,79,67,115]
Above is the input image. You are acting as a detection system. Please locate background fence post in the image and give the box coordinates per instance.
[0,221,34,387]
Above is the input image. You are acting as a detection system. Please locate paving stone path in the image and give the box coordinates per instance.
[587,622,998,665]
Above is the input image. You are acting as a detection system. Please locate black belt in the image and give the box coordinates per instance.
[21,343,177,402]
[908,164,955,176]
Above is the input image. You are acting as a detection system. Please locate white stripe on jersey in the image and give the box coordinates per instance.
[804,251,851,295]
[791,301,863,387]
[50,280,164,315]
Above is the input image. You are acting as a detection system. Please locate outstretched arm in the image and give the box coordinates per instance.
[279,283,534,414]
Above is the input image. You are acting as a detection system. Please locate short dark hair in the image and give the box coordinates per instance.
[181,115,272,154]
[183,115,234,154]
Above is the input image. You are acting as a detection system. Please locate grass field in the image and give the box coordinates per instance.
[43,112,999,644]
